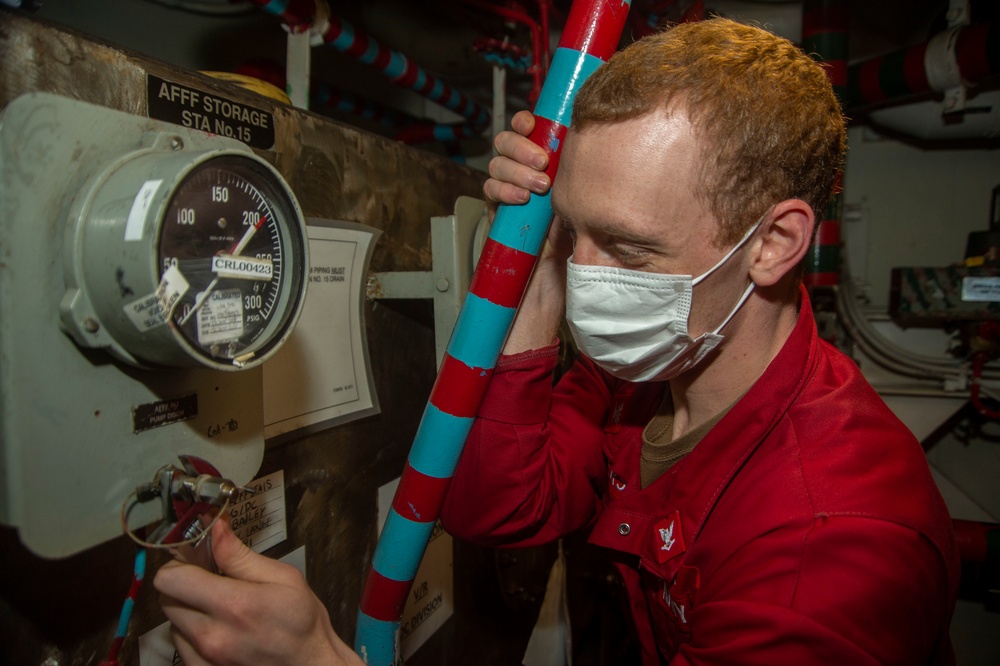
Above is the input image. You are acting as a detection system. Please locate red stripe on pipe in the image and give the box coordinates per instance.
[815,220,841,246]
[417,76,437,96]
[359,569,412,622]
[529,116,568,182]
[802,271,839,287]
[345,32,370,58]
[468,239,538,308]
[858,58,886,104]
[823,59,848,88]
[322,16,344,43]
[395,60,419,87]
[957,24,993,82]
[280,0,316,31]
[904,43,930,93]
[392,463,454,522]
[561,0,629,60]
[372,47,392,71]
[430,355,495,418]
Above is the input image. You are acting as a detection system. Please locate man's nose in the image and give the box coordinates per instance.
[569,238,600,266]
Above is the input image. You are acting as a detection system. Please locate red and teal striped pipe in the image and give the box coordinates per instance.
[249,0,491,135]
[319,13,491,135]
[802,0,847,288]
[353,1,631,664]
[99,547,146,666]
[846,21,999,113]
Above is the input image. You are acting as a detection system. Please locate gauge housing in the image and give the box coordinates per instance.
[61,140,308,371]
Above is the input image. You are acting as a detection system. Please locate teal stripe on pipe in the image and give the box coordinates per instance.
[488,191,553,253]
[116,598,135,635]
[408,404,475,478]
[372,509,437,581]
[533,48,605,126]
[262,0,289,14]
[447,294,516,370]
[385,52,407,79]
[354,613,397,665]
[330,21,354,49]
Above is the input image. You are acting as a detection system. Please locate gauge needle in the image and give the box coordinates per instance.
[178,215,268,326]
[228,214,267,255]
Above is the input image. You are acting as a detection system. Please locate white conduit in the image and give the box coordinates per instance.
[836,266,1000,386]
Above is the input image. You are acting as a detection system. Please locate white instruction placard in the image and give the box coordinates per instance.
[378,477,454,660]
[263,220,381,441]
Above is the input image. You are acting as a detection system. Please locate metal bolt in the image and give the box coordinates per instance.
[82,317,100,333]
[436,277,450,292]
[169,136,184,151]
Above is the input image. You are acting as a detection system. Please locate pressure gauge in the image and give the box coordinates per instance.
[61,140,308,371]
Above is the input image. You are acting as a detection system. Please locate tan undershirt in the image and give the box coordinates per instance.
[640,390,738,489]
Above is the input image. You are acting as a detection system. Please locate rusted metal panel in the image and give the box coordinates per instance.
[0,11,498,666]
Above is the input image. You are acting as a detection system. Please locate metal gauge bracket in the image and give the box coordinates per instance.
[366,196,490,367]
[0,92,275,557]
[58,132,189,363]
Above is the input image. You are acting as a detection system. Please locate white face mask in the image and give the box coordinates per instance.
[565,220,761,382]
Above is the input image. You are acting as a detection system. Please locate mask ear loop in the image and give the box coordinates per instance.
[691,207,772,287]
[710,281,756,336]
[693,207,773,334]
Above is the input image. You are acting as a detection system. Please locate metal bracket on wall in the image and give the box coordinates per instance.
[367,196,490,366]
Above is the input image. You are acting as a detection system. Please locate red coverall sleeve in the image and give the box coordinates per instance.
[672,516,955,665]
[440,343,613,547]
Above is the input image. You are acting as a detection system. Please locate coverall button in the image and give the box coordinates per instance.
[618,523,631,536]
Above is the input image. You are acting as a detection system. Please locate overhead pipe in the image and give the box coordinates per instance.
[353,1,631,664]
[312,82,477,146]
[248,0,491,135]
[845,21,999,114]
[317,13,491,134]
[802,0,848,289]
[313,82,416,129]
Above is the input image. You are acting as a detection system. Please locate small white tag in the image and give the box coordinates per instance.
[211,254,273,281]
[196,288,244,345]
[962,276,1000,302]
[125,179,162,241]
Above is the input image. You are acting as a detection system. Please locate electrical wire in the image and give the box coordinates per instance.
[120,488,232,550]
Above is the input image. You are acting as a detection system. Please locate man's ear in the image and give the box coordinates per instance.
[748,199,815,287]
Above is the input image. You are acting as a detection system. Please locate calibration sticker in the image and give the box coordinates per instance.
[147,74,276,150]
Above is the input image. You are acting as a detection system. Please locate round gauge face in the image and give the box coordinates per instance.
[158,155,306,367]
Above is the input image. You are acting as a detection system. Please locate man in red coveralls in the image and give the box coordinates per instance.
[154,18,958,666]
[439,17,960,665]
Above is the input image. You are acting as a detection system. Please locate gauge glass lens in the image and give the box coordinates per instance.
[158,156,304,365]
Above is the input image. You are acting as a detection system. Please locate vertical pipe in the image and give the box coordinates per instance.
[353,2,631,664]
[802,0,848,289]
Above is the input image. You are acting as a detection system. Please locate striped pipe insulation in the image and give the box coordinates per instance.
[803,176,843,288]
[320,14,491,134]
[248,0,317,32]
[802,0,846,287]
[846,21,1000,113]
[354,1,632,664]
[802,0,848,103]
